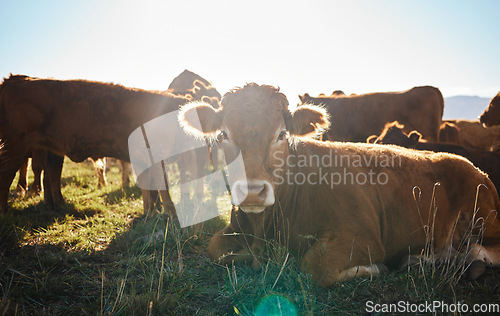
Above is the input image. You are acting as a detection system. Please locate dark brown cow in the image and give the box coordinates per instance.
[4,71,220,215]
[371,121,500,196]
[443,119,500,151]
[298,86,444,142]
[179,83,500,286]
[0,74,190,214]
[480,92,500,127]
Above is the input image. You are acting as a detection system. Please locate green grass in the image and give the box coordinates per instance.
[1,158,499,315]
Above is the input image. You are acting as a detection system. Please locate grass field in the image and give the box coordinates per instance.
[0,158,499,315]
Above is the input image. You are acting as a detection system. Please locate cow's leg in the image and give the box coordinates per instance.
[43,151,64,208]
[207,223,255,266]
[0,141,31,212]
[142,189,159,213]
[13,157,29,198]
[207,208,265,268]
[466,244,500,280]
[120,161,132,187]
[159,189,177,220]
[300,234,386,287]
[93,158,107,188]
[0,168,19,212]
[29,148,44,195]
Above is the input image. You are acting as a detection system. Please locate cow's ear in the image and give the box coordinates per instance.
[288,104,330,137]
[408,131,422,145]
[298,93,311,105]
[366,135,378,143]
[178,101,222,138]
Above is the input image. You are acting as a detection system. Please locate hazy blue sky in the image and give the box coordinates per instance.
[1,0,499,104]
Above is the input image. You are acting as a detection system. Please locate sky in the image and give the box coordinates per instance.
[0,0,499,105]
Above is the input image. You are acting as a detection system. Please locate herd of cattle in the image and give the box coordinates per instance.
[1,70,500,287]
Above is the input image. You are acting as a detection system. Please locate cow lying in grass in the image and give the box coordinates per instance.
[179,83,500,286]
[369,121,500,196]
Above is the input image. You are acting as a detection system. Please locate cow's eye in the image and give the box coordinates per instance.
[218,130,229,142]
[277,130,287,142]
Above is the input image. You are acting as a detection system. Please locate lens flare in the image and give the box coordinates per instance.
[255,294,297,316]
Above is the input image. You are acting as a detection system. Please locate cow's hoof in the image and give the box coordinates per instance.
[467,260,486,280]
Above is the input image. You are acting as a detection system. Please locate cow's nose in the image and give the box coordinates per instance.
[231,180,275,207]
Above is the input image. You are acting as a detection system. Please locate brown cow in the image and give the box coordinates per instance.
[298,86,444,142]
[4,71,220,216]
[14,69,221,198]
[480,92,500,127]
[371,121,500,196]
[0,74,190,215]
[180,83,500,286]
[443,119,500,151]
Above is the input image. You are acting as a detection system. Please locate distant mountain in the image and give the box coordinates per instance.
[443,95,490,120]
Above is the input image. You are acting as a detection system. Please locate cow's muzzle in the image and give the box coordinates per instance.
[231,179,275,211]
[480,115,493,128]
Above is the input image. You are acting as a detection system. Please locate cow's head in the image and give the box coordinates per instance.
[374,121,421,147]
[480,92,500,127]
[179,83,329,213]
[167,70,222,108]
[331,90,345,96]
[298,93,315,105]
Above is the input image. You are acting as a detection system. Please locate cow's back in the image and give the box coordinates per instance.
[270,141,498,266]
[445,119,500,151]
[302,86,443,142]
[0,75,187,161]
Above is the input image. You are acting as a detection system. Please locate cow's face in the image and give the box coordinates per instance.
[480,92,500,127]
[179,83,329,213]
